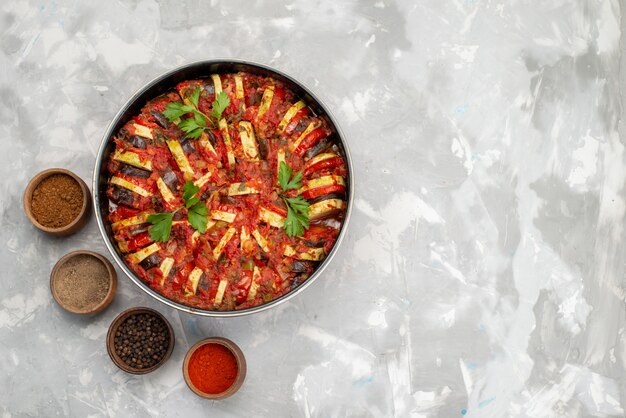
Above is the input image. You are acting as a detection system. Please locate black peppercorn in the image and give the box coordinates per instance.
[113,312,170,370]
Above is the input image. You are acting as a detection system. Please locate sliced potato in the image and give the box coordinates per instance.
[184,267,204,296]
[128,243,160,264]
[110,176,152,197]
[305,152,338,167]
[247,266,261,301]
[210,210,236,223]
[156,177,177,205]
[113,149,152,171]
[158,257,174,286]
[308,198,346,220]
[166,140,194,181]
[283,245,325,261]
[218,118,236,167]
[277,100,305,133]
[211,74,223,94]
[194,169,215,189]
[213,227,236,259]
[234,74,245,106]
[239,121,259,160]
[277,149,286,178]
[290,121,318,152]
[214,278,228,305]
[131,123,153,139]
[259,207,285,228]
[298,175,345,194]
[240,226,252,249]
[191,231,201,246]
[257,85,274,119]
[112,211,151,232]
[198,132,218,158]
[252,229,270,253]
[227,182,260,196]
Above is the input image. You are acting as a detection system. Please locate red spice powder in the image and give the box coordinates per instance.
[188,343,238,394]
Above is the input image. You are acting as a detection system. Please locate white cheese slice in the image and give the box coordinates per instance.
[166,140,194,181]
[213,227,236,259]
[128,243,160,264]
[110,176,152,197]
[113,149,152,171]
[277,100,305,133]
[238,121,259,160]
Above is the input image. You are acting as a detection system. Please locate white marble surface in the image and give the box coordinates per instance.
[1,0,625,416]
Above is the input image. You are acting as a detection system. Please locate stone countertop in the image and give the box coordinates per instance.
[1,1,625,417]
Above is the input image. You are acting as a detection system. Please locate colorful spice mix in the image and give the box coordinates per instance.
[187,343,238,394]
[31,174,83,228]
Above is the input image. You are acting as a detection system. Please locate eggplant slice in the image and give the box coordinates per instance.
[119,163,151,179]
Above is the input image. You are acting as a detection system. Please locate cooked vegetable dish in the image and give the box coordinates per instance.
[105,72,348,310]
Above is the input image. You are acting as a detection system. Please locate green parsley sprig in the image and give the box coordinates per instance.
[146,211,176,243]
[182,181,209,233]
[147,180,210,242]
[163,88,230,139]
[278,161,309,237]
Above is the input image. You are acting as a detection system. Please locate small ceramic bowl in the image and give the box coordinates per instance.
[50,250,117,315]
[23,168,91,236]
[183,337,247,399]
[106,307,175,375]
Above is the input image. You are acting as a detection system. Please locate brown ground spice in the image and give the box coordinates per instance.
[31,174,83,228]
[54,255,110,311]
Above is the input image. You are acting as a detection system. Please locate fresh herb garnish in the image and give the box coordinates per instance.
[283,196,309,237]
[163,88,230,139]
[182,181,209,233]
[278,161,309,237]
[147,181,210,241]
[211,91,230,121]
[147,212,175,242]
[278,161,303,191]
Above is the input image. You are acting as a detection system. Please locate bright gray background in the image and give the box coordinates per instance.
[1,0,625,417]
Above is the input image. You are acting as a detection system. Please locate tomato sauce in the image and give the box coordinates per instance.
[106,72,348,311]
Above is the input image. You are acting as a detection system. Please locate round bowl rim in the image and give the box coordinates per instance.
[182,336,247,399]
[105,306,175,374]
[24,168,91,235]
[93,58,354,317]
[50,250,118,315]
